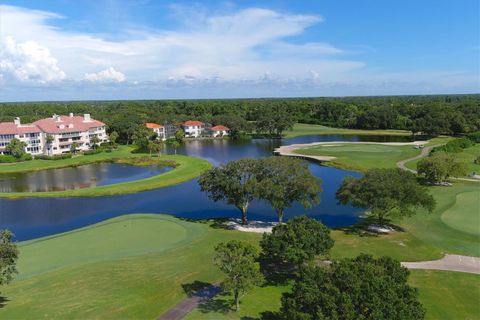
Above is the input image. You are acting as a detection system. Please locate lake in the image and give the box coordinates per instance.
[0,163,171,192]
[0,134,409,240]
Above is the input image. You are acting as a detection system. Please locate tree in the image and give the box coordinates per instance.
[214,240,263,311]
[109,131,119,145]
[336,168,436,225]
[45,134,54,155]
[199,159,260,225]
[0,230,19,293]
[147,140,159,156]
[133,126,154,152]
[90,136,100,149]
[174,128,185,143]
[70,142,79,154]
[166,138,180,155]
[278,254,425,320]
[417,151,469,183]
[260,215,333,267]
[5,138,26,158]
[258,157,321,223]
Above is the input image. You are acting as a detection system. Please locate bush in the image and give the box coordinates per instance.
[35,153,72,160]
[432,137,475,153]
[0,153,32,163]
[467,131,480,143]
[84,149,102,155]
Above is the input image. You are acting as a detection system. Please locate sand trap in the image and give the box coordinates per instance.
[226,219,276,233]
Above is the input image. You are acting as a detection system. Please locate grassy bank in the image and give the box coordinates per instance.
[0,153,211,199]
[284,123,411,138]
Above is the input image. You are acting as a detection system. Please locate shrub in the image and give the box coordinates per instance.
[0,153,32,163]
[467,131,480,143]
[84,149,102,155]
[35,153,72,160]
[432,137,475,153]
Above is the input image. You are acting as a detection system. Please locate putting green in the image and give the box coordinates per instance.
[17,214,203,280]
[441,191,480,236]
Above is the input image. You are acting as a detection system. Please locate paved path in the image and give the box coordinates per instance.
[158,285,221,320]
[402,254,480,274]
[396,145,437,173]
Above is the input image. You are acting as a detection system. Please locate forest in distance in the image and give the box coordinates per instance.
[1,94,479,144]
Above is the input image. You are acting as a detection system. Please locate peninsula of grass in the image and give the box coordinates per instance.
[0,147,211,198]
[294,142,422,172]
[284,123,411,138]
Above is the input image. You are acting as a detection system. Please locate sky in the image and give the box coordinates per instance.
[0,0,479,101]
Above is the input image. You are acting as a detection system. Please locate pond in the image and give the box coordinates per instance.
[0,163,172,193]
[0,134,410,241]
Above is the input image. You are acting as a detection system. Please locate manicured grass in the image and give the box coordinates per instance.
[185,271,480,320]
[441,190,480,235]
[295,143,422,172]
[409,270,480,320]
[330,229,442,262]
[400,182,480,256]
[284,123,411,138]
[0,214,262,319]
[0,145,137,173]
[0,153,211,198]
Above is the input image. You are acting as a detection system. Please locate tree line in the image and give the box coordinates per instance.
[1,94,479,143]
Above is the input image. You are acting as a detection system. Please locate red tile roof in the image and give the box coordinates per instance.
[0,122,41,134]
[145,123,163,129]
[182,120,204,126]
[211,125,230,131]
[33,115,105,134]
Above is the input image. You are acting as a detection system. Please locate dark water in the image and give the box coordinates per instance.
[0,134,409,241]
[0,163,171,192]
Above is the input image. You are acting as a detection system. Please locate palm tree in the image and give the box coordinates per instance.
[90,136,100,150]
[45,135,54,156]
[70,142,79,154]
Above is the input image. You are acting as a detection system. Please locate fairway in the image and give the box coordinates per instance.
[295,143,421,172]
[284,123,410,138]
[0,214,261,319]
[441,191,480,235]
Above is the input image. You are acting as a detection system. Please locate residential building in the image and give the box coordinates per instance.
[211,125,230,137]
[0,113,108,156]
[145,123,177,140]
[181,120,207,138]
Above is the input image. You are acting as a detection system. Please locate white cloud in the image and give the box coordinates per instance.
[0,36,66,83]
[84,67,126,82]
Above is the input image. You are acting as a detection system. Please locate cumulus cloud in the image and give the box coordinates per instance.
[0,36,66,83]
[84,67,126,82]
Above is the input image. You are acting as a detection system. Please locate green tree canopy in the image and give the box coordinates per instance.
[214,240,263,311]
[260,215,334,267]
[0,230,19,293]
[5,138,26,158]
[417,151,469,183]
[258,157,321,223]
[278,254,425,320]
[199,158,260,225]
[336,168,436,224]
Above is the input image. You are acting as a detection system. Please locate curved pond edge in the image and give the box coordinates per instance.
[0,154,212,199]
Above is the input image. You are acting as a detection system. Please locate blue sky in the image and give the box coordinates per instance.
[0,0,478,101]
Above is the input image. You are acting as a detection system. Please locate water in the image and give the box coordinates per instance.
[0,163,172,192]
[0,134,409,240]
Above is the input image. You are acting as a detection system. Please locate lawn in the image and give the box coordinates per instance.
[0,214,262,319]
[295,142,422,172]
[400,181,480,257]
[283,123,411,138]
[0,153,211,198]
[185,270,480,320]
[1,211,475,319]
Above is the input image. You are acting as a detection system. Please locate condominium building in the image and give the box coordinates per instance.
[0,113,108,156]
[181,120,208,138]
[211,125,230,137]
[145,123,177,140]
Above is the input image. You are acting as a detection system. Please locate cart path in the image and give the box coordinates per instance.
[158,284,221,320]
[402,254,480,274]
[396,144,437,173]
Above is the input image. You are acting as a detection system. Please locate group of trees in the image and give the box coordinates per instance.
[1,95,478,144]
[213,216,425,319]
[0,230,18,296]
[199,157,321,224]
